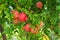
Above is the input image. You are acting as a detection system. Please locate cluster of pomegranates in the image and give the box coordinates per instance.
[11,1,43,34]
[23,21,44,34]
[11,10,28,24]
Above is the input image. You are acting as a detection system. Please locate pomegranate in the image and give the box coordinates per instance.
[36,1,43,9]
[23,24,30,32]
[19,12,28,22]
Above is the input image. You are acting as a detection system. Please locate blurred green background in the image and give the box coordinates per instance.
[0,0,60,40]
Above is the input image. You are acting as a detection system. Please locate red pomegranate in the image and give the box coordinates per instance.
[36,1,43,9]
[29,28,35,34]
[23,24,30,32]
[11,10,19,19]
[19,12,28,22]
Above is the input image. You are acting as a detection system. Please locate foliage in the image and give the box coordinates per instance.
[0,0,60,40]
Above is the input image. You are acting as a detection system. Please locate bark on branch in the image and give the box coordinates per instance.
[0,25,7,40]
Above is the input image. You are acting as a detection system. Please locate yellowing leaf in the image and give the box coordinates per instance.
[43,34,50,40]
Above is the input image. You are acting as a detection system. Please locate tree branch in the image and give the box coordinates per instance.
[0,25,7,40]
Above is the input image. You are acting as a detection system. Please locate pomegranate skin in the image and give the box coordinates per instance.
[36,1,43,9]
[19,12,28,22]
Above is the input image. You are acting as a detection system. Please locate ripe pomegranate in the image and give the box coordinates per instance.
[29,28,35,34]
[11,10,19,24]
[19,12,28,22]
[11,10,19,19]
[36,1,43,9]
[23,24,30,32]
